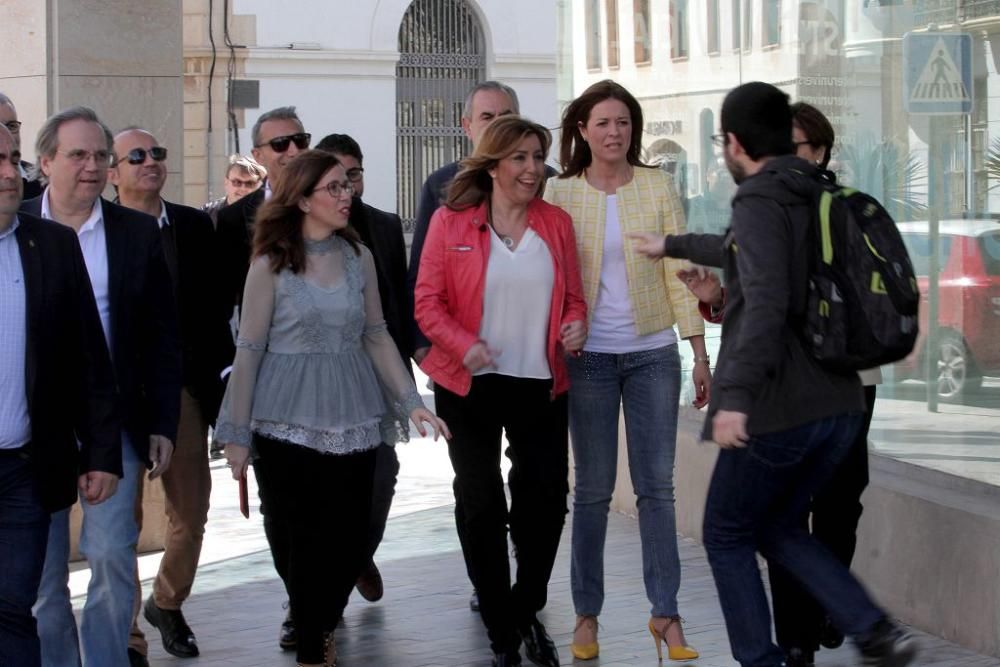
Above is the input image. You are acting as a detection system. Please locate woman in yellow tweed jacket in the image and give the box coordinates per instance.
[544,80,711,663]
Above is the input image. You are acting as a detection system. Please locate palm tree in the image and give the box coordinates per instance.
[836,134,928,220]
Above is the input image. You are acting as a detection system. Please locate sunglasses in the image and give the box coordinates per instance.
[256,133,311,153]
[116,146,168,166]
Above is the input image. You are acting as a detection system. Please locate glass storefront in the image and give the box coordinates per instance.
[558,0,1000,486]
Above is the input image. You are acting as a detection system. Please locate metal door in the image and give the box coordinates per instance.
[397,0,485,231]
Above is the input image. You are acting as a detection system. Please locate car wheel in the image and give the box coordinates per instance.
[935,332,982,401]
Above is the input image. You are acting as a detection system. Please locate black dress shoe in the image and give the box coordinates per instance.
[493,651,523,667]
[819,615,845,649]
[143,597,199,658]
[785,646,815,667]
[356,560,384,602]
[280,604,297,651]
[518,618,560,667]
[127,648,150,667]
[469,589,480,612]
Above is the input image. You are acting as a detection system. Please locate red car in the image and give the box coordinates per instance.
[894,220,1000,400]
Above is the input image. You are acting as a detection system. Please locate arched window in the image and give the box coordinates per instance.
[396,0,486,231]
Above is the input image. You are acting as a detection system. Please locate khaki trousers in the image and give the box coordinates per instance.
[128,389,212,654]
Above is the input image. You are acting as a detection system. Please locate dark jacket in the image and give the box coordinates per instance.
[164,201,236,423]
[15,212,122,511]
[350,197,412,370]
[664,155,863,439]
[21,196,182,462]
[216,187,265,316]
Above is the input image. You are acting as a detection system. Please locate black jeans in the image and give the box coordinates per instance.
[769,385,877,654]
[0,447,49,667]
[434,374,569,655]
[253,435,375,664]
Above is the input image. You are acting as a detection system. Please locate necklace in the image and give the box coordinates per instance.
[487,203,518,250]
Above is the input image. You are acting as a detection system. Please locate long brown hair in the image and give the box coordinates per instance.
[253,150,360,273]
[557,80,649,178]
[445,115,552,211]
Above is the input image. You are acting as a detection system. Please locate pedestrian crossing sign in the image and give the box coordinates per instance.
[903,32,973,115]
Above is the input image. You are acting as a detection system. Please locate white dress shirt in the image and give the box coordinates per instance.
[42,189,112,348]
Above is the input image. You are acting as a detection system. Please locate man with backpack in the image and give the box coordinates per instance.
[629,82,918,667]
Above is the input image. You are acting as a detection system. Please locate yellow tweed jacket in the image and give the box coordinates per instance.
[544,167,704,339]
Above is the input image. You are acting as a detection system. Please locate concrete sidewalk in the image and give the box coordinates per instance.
[131,495,1000,666]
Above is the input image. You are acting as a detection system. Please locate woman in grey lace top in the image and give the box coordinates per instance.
[214,150,449,667]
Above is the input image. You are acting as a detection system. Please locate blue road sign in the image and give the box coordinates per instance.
[903,32,973,115]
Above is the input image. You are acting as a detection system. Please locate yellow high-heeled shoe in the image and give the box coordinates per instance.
[570,614,599,660]
[648,617,699,662]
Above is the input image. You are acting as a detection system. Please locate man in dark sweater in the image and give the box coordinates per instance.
[630,82,917,667]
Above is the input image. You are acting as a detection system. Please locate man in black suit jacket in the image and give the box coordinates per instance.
[0,125,121,667]
[20,106,181,667]
[216,106,310,319]
[215,106,310,651]
[109,128,234,665]
[316,133,412,606]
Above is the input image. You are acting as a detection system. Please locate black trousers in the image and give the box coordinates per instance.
[435,374,569,655]
[253,435,376,664]
[769,385,877,653]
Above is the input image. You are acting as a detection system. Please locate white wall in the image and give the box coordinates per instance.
[232,0,557,213]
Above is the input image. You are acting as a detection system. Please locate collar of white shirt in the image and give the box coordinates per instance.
[264,181,272,201]
[41,188,103,233]
[158,200,169,229]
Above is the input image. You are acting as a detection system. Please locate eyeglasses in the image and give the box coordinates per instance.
[312,180,354,199]
[711,133,728,147]
[115,146,168,166]
[3,121,21,133]
[227,176,260,188]
[256,133,311,153]
[793,140,815,149]
[345,167,364,183]
[57,149,114,167]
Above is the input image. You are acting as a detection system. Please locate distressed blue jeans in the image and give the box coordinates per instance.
[567,345,683,618]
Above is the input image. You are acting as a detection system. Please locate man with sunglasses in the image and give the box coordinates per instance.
[20,107,181,667]
[109,128,234,667]
[0,93,43,199]
[315,132,411,607]
[216,105,310,651]
[216,106,310,318]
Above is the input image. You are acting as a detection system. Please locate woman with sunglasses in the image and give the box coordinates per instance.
[214,150,449,667]
[543,80,708,662]
[414,115,587,667]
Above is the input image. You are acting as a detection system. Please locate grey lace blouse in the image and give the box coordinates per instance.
[214,234,424,455]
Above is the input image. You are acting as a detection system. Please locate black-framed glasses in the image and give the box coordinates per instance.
[345,167,364,183]
[3,120,21,132]
[227,176,260,188]
[256,133,311,153]
[312,180,354,199]
[58,149,114,167]
[115,146,168,166]
[711,133,728,147]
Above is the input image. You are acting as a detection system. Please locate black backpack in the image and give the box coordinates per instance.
[799,170,920,371]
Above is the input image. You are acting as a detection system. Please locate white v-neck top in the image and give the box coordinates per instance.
[476,227,554,379]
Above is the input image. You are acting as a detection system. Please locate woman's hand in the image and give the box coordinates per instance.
[462,341,501,373]
[692,360,712,409]
[224,443,251,481]
[410,408,452,441]
[677,266,723,308]
[560,320,587,354]
[626,232,667,260]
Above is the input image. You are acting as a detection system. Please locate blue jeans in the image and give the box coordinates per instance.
[0,447,50,667]
[703,413,885,667]
[35,437,143,667]
[568,345,682,618]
